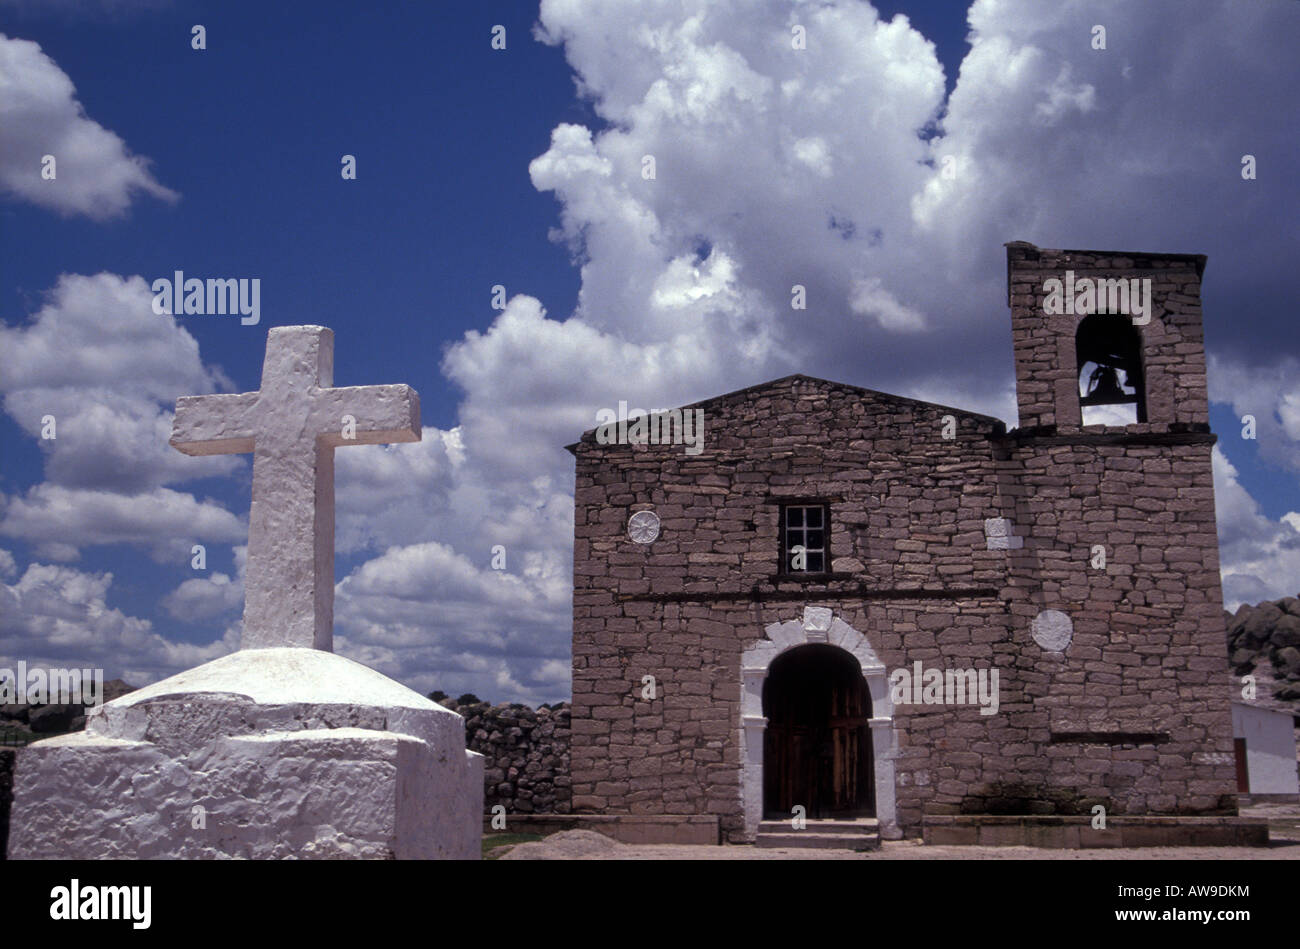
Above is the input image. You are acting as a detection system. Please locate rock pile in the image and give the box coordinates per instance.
[1225,596,1300,701]
[499,829,619,859]
[0,679,137,740]
[438,696,572,814]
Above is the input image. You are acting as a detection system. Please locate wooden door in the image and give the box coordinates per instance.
[763,644,874,819]
[1234,737,1249,793]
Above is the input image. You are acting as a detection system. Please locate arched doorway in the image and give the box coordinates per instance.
[762,644,874,819]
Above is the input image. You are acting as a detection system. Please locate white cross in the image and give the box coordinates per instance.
[169,325,420,651]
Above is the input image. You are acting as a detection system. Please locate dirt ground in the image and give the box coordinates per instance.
[496,803,1300,860]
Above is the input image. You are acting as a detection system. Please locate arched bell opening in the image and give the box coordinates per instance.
[1076,312,1147,425]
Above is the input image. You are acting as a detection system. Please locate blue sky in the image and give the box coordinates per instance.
[0,0,1297,703]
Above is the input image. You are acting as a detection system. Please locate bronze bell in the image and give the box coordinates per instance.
[1084,365,1127,404]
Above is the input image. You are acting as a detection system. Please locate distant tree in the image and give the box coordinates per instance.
[455,693,482,706]
[428,690,448,703]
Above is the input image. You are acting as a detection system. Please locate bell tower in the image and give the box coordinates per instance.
[999,242,1234,822]
[1005,241,1210,432]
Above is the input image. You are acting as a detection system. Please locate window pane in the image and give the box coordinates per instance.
[781,504,830,573]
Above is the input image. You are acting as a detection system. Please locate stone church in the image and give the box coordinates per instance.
[567,241,1236,845]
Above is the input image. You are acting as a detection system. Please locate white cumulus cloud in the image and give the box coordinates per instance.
[1212,447,1300,610]
[0,33,177,218]
[0,559,234,684]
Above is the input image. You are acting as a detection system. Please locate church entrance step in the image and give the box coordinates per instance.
[756,818,880,850]
[758,818,878,833]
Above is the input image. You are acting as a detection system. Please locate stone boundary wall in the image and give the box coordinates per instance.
[440,698,572,815]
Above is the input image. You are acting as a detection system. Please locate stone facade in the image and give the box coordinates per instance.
[567,241,1236,843]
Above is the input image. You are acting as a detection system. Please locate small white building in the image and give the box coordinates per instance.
[1231,701,1300,797]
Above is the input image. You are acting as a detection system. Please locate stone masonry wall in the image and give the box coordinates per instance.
[441,698,572,815]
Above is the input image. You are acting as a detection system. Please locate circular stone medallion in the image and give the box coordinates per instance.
[627,510,660,544]
[1031,609,1073,652]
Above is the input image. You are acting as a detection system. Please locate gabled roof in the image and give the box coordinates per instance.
[566,373,1005,453]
